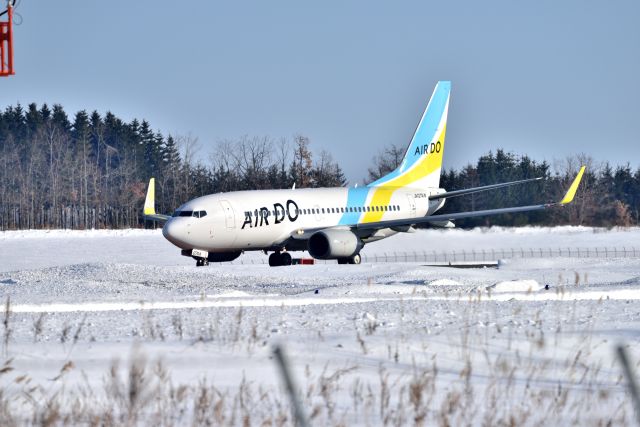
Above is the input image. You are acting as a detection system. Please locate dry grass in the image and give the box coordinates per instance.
[0,297,633,426]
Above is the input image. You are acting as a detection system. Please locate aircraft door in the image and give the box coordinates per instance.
[219,200,235,229]
[406,194,416,218]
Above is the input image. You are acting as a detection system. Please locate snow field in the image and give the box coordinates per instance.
[0,227,639,425]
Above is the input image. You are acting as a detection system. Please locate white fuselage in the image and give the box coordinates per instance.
[162,186,445,253]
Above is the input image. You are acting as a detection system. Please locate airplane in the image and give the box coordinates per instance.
[143,81,586,267]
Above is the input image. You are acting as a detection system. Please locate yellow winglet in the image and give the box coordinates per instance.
[560,166,586,205]
[143,178,156,215]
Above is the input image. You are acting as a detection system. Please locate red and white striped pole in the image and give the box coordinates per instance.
[0,1,14,76]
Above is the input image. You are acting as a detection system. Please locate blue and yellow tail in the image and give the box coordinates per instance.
[368,81,451,190]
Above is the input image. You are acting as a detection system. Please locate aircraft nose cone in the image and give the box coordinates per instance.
[162,219,187,248]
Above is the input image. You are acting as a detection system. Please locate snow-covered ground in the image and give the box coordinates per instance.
[0,227,639,425]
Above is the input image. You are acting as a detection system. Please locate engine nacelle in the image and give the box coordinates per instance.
[308,229,363,259]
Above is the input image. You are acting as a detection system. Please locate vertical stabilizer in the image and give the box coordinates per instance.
[368,81,450,189]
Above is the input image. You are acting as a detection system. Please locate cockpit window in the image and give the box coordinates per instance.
[192,210,207,218]
[172,210,193,217]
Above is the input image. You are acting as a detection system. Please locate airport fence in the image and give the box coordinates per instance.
[229,246,640,265]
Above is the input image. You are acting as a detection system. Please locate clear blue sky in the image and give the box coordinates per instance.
[2,0,639,183]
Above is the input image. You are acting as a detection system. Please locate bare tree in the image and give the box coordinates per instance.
[367,143,406,182]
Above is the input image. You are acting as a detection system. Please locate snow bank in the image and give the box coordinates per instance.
[425,279,464,287]
[487,279,542,293]
[0,228,161,240]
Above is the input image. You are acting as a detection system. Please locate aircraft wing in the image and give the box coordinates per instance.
[428,176,543,200]
[143,178,171,222]
[290,166,585,239]
[356,166,584,231]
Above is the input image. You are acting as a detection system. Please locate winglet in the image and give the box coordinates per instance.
[560,166,586,205]
[144,178,156,215]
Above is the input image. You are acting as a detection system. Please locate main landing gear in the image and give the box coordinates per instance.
[269,251,292,267]
[195,258,209,267]
[337,254,362,265]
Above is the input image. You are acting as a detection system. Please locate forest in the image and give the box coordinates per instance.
[1,103,638,230]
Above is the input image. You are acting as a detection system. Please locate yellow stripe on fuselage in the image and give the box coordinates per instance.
[361,124,447,223]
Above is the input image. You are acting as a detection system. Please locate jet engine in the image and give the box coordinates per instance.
[308,229,363,259]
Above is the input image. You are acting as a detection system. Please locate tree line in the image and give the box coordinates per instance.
[369,145,640,228]
[0,102,638,230]
[0,103,345,229]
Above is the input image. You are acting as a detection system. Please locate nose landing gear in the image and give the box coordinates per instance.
[195,258,209,267]
[268,251,292,267]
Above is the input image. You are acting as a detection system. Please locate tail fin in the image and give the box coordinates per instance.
[368,81,450,189]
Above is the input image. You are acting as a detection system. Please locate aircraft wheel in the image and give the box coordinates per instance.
[281,252,292,266]
[268,253,281,267]
[337,258,348,265]
[196,258,205,267]
[348,254,361,265]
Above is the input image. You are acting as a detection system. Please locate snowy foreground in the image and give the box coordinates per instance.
[0,227,639,425]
